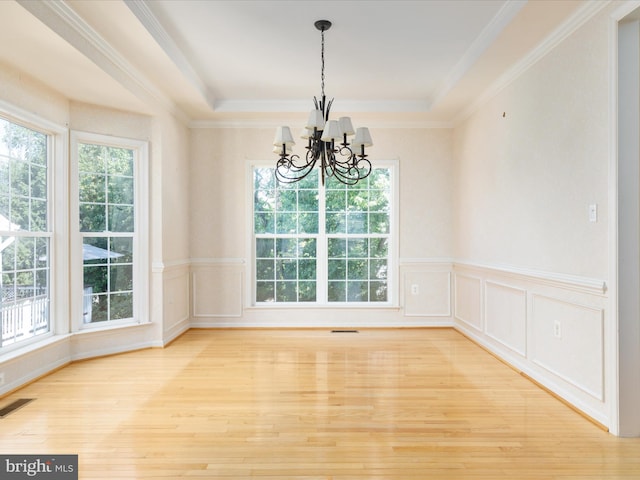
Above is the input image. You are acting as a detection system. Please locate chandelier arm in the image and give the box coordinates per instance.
[275,152,319,183]
[322,146,372,185]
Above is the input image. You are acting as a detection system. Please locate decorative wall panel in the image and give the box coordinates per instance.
[454,274,482,331]
[531,294,604,400]
[192,263,243,318]
[485,281,527,356]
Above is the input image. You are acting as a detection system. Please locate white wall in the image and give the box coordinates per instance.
[452,8,613,428]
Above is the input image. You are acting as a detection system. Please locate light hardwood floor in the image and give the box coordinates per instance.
[1,328,639,479]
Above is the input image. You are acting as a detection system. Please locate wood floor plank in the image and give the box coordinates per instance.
[1,328,639,479]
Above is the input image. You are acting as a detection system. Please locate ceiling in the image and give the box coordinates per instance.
[0,0,588,126]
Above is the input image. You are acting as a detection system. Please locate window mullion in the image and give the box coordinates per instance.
[317,175,327,304]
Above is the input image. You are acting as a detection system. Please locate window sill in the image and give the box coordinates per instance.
[0,332,70,364]
[246,304,401,310]
[74,320,152,336]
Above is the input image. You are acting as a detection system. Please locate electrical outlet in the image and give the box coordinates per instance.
[553,320,561,339]
[0,372,4,387]
[411,284,419,295]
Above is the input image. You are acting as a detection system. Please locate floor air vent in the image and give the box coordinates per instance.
[0,398,35,418]
[331,330,359,333]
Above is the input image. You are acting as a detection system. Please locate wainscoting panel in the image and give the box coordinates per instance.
[531,294,604,401]
[162,265,191,343]
[192,262,244,319]
[452,262,609,427]
[485,281,527,357]
[454,274,482,332]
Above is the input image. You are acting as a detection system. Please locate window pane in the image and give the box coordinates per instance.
[256,281,275,302]
[326,212,346,234]
[256,238,275,258]
[298,259,316,280]
[276,259,297,280]
[84,265,108,293]
[88,294,108,323]
[348,238,367,258]
[111,265,133,291]
[347,281,368,302]
[111,292,133,320]
[276,281,296,302]
[254,212,274,234]
[254,168,275,191]
[108,176,134,204]
[110,237,133,263]
[276,213,297,234]
[256,259,274,280]
[298,190,318,211]
[79,173,105,203]
[276,238,297,258]
[108,205,134,232]
[328,281,346,302]
[106,148,133,176]
[31,165,47,199]
[79,144,106,173]
[328,259,346,280]
[80,204,106,232]
[298,281,316,302]
[370,259,388,280]
[298,212,318,234]
[370,238,388,258]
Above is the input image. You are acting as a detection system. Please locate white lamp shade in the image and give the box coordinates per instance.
[306,109,325,130]
[338,117,355,136]
[300,128,312,140]
[351,127,373,147]
[320,120,342,142]
[273,126,295,147]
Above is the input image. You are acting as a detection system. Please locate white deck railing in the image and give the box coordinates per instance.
[1,295,49,346]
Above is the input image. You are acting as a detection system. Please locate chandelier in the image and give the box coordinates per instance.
[273,20,373,186]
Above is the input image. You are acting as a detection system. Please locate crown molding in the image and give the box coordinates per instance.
[430,0,527,109]
[188,119,453,129]
[17,0,189,124]
[124,0,217,110]
[212,98,433,114]
[453,0,612,126]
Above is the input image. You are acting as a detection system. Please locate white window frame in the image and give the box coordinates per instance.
[70,131,149,331]
[247,159,399,308]
[0,100,68,354]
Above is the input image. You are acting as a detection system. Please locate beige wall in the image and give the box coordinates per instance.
[451,6,614,429]
[453,11,610,279]
[189,127,454,261]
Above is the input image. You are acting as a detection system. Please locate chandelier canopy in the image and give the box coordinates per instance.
[273,20,373,186]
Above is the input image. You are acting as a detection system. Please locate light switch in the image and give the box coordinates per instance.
[589,204,597,223]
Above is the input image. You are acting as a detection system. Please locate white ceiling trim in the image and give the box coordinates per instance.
[17,0,188,123]
[430,0,527,109]
[125,0,217,110]
[453,0,612,125]
[212,99,433,114]
[188,119,454,129]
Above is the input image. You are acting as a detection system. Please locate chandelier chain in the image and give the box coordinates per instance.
[321,28,325,98]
